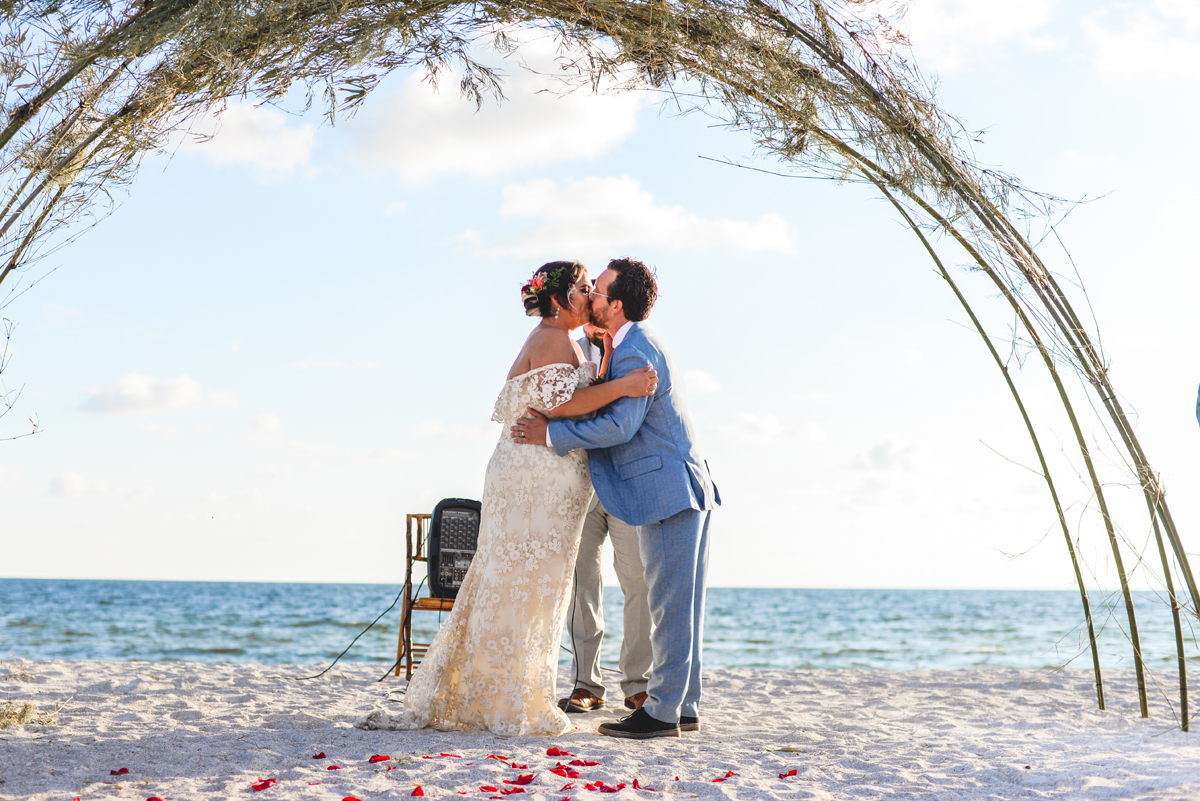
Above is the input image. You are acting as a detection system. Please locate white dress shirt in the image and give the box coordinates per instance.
[609,321,634,351]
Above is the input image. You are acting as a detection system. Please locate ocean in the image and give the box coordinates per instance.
[1,579,1192,672]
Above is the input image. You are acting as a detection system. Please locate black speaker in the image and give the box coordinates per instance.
[428,498,481,599]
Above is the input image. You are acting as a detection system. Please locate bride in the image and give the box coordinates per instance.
[357,260,657,736]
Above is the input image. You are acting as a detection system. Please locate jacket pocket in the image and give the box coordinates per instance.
[616,455,663,480]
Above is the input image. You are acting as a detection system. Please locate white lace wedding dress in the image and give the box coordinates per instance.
[356,362,597,736]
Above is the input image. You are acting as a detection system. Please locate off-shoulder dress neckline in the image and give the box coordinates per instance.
[504,361,585,384]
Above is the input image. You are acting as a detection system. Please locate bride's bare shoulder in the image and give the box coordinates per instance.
[507,326,578,379]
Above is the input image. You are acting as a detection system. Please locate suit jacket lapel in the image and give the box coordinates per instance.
[607,322,639,381]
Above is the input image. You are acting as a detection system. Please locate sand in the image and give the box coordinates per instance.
[1,660,1197,800]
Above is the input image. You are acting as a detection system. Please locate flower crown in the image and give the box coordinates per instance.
[521,264,570,315]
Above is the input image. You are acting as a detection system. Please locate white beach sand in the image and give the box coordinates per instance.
[2,660,1197,800]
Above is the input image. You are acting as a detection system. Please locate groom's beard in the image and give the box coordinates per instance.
[589,303,609,331]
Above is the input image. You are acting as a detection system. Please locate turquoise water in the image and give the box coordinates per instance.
[1,579,1193,671]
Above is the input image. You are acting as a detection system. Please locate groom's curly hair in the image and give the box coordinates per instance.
[606,258,657,321]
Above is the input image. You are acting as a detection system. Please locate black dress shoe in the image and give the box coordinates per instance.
[597,708,680,739]
[680,715,701,732]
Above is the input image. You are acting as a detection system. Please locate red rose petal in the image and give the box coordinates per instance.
[457,793,470,796]
[560,783,577,791]
[585,781,621,794]
[147,797,165,801]
[251,778,279,791]
[308,783,323,786]
[327,765,342,770]
[388,766,398,771]
[510,763,529,770]
[712,772,736,783]
[312,752,326,759]
[546,747,573,757]
[480,786,500,793]
[441,753,463,758]
[344,797,364,801]
[110,768,130,776]
[779,769,798,778]
[412,787,425,797]
[633,779,656,791]
[500,790,526,796]
[504,774,536,786]
[674,777,680,781]
[569,760,600,767]
[369,755,391,763]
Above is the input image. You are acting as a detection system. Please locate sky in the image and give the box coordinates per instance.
[1,0,1198,593]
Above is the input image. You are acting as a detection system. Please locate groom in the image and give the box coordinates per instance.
[511,258,720,740]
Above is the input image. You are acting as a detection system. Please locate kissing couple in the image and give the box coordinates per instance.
[357,257,719,739]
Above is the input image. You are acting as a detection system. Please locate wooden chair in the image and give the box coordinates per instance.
[395,513,455,679]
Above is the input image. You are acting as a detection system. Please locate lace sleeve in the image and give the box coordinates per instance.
[528,364,581,413]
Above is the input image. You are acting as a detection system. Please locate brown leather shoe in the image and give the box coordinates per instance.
[624,691,648,711]
[558,688,606,714]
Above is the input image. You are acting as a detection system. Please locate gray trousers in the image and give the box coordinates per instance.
[640,507,711,723]
[567,495,652,700]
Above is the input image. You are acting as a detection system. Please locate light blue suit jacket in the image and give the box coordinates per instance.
[549,323,720,527]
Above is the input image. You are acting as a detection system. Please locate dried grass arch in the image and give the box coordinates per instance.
[0,0,1195,729]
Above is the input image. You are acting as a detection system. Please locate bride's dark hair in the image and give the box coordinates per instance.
[521,261,585,318]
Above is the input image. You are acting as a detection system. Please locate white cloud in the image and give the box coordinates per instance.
[384,202,409,216]
[41,301,86,327]
[292,360,383,370]
[80,374,238,416]
[250,413,283,433]
[903,0,1058,71]
[344,39,645,181]
[712,412,795,442]
[0,465,27,492]
[48,471,108,498]
[135,422,182,438]
[684,369,722,395]
[1156,0,1200,29]
[802,422,830,443]
[1085,5,1200,79]
[180,104,316,182]
[471,175,794,256]
[790,390,836,403]
[711,412,830,443]
[853,439,916,471]
[411,419,498,444]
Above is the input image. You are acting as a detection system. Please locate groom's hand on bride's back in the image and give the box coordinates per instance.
[511,408,549,446]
